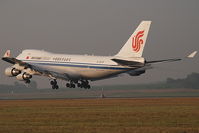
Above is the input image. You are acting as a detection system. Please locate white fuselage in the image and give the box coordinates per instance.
[16,50,143,81]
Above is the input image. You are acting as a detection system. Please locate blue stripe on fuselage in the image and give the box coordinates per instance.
[23,60,131,70]
[22,59,118,66]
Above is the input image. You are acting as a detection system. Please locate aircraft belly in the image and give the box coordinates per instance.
[36,64,127,80]
[77,68,125,79]
[61,66,125,79]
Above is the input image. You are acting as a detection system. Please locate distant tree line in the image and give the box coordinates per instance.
[166,73,199,89]
[0,81,38,93]
[0,73,199,93]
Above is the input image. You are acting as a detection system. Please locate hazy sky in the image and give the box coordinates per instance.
[0,0,198,88]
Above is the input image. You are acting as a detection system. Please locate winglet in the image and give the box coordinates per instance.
[3,50,11,57]
[187,51,197,58]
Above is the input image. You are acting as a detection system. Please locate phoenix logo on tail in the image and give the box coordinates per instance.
[132,30,145,52]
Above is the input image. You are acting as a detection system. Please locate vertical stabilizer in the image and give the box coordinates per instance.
[116,21,151,58]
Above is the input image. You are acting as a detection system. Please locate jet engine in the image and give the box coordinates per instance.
[16,72,32,81]
[128,70,145,76]
[5,67,21,77]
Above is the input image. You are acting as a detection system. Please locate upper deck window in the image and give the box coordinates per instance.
[53,57,71,62]
[31,57,42,60]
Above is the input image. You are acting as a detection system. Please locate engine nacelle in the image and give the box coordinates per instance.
[128,70,145,76]
[5,67,21,77]
[16,72,32,81]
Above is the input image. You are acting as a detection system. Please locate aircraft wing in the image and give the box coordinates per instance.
[2,50,68,80]
[2,50,32,68]
[146,51,197,64]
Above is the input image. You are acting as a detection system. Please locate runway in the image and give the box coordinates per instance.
[1,87,199,100]
[0,97,199,133]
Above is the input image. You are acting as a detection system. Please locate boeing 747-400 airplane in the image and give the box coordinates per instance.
[2,21,197,89]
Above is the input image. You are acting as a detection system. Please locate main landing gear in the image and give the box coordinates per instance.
[50,79,59,89]
[50,79,91,89]
[66,80,91,89]
[78,80,91,89]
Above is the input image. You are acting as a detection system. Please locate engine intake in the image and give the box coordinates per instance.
[16,72,32,81]
[5,67,21,77]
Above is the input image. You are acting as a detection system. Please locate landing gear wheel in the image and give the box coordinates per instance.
[50,80,57,85]
[66,83,70,88]
[50,81,54,85]
[52,85,56,89]
[50,79,59,89]
[25,80,31,84]
[87,85,91,89]
[77,83,81,88]
[52,85,59,89]
[55,85,59,89]
[71,84,75,88]
[66,80,91,89]
[78,80,91,89]
[66,81,76,88]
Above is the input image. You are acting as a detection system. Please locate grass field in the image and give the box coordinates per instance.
[0,98,199,133]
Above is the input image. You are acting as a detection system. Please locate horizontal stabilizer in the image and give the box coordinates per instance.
[146,59,182,64]
[111,58,144,67]
[146,51,197,64]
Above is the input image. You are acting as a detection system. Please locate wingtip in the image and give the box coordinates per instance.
[187,51,197,58]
